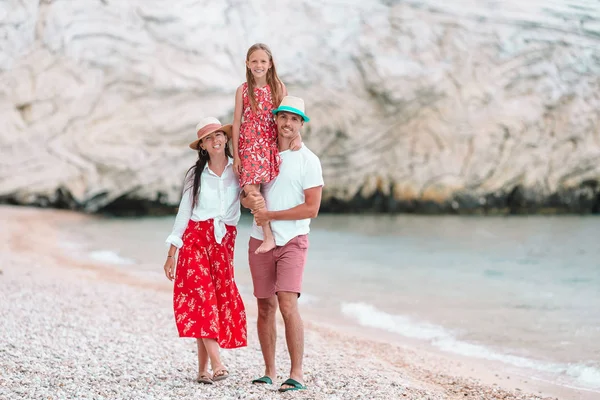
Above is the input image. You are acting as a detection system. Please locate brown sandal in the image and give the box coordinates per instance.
[212,369,229,382]
[197,373,213,385]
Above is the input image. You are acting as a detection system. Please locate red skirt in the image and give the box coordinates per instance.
[173,219,247,348]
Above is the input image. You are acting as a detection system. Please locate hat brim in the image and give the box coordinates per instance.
[189,124,233,150]
[272,106,310,122]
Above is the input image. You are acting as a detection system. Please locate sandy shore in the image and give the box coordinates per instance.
[0,206,593,399]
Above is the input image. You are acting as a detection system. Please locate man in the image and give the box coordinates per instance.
[242,96,324,392]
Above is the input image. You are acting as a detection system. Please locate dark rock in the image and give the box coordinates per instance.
[2,183,600,216]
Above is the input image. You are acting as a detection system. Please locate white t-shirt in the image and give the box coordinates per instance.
[251,145,324,246]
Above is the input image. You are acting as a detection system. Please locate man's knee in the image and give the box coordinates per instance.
[277,292,299,319]
[257,297,278,319]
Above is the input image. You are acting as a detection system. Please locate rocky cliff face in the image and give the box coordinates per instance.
[2,0,600,215]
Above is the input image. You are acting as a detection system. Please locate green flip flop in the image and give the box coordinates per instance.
[278,378,306,392]
[251,375,273,384]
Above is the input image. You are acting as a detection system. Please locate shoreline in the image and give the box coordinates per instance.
[0,205,596,399]
[3,185,600,217]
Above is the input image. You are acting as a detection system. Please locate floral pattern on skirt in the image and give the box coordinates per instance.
[238,82,281,187]
[173,219,247,349]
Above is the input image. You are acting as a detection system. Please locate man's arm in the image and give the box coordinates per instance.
[241,191,265,211]
[253,186,322,225]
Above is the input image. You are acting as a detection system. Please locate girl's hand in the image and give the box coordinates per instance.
[233,156,242,177]
[164,256,176,281]
[289,135,302,151]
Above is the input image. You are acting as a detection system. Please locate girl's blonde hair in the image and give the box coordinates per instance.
[245,43,283,112]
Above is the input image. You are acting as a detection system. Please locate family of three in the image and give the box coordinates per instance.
[162,43,324,393]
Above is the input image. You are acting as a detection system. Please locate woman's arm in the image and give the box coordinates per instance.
[165,186,193,249]
[163,185,194,280]
[163,244,177,281]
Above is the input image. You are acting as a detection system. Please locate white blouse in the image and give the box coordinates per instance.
[165,157,241,248]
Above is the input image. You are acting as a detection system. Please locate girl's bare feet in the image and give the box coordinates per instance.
[255,237,276,254]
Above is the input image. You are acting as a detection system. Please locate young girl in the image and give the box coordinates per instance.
[164,117,247,384]
[232,43,300,254]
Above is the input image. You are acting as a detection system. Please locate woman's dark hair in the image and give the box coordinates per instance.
[184,136,233,208]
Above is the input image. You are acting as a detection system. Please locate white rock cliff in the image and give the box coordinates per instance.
[1,0,600,214]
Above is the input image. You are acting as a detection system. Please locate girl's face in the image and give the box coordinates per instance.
[200,131,228,158]
[246,49,272,80]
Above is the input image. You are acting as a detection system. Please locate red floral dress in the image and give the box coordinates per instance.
[238,82,280,187]
[173,219,247,349]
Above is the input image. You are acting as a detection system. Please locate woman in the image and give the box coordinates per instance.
[163,117,247,384]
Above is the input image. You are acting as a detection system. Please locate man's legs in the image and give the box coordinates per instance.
[249,237,278,382]
[273,235,309,389]
[277,291,304,387]
[257,296,278,380]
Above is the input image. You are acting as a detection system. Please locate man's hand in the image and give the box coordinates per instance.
[252,208,271,226]
[252,208,272,226]
[244,191,265,210]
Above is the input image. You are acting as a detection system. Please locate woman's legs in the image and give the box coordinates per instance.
[244,184,276,254]
[202,338,228,378]
[181,221,242,382]
[196,339,211,379]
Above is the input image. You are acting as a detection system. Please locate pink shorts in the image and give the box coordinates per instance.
[248,235,309,298]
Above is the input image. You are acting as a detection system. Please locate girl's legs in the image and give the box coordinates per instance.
[244,184,276,254]
[196,339,211,380]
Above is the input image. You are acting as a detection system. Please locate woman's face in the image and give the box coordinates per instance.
[200,131,228,158]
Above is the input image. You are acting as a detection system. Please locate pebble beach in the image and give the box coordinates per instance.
[0,206,593,400]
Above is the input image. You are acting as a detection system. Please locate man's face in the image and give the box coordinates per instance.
[276,111,304,139]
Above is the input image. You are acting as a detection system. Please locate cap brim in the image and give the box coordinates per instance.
[188,124,233,150]
[272,106,310,122]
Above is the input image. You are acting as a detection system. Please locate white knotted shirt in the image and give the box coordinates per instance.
[165,157,241,248]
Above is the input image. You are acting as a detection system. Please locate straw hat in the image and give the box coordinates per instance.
[188,117,232,150]
[272,96,310,122]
